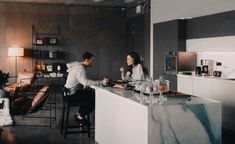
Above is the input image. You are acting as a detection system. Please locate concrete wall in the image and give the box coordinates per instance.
[126,12,150,71]
[0,3,127,80]
[150,0,235,77]
[126,5,150,73]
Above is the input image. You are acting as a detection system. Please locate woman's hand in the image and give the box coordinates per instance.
[113,84,127,88]
[120,67,125,80]
[102,79,109,86]
[120,67,124,73]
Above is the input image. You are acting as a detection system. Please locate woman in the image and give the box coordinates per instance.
[120,52,148,81]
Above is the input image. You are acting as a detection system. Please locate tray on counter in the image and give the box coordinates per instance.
[166,91,191,98]
[133,90,191,98]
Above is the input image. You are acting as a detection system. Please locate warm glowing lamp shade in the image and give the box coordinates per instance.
[8,47,24,78]
[8,47,24,57]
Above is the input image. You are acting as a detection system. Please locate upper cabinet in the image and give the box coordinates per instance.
[186,10,235,52]
[153,19,186,90]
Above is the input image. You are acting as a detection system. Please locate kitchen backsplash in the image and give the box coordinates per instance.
[186,35,235,78]
[196,52,235,78]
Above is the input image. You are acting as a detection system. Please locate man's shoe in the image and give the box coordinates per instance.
[74,115,84,123]
[74,115,91,127]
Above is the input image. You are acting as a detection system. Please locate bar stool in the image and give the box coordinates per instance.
[60,87,91,139]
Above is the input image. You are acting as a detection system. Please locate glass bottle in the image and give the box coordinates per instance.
[158,76,170,104]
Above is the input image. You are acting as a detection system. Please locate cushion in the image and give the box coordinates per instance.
[17,71,36,85]
[0,98,13,126]
[11,96,31,114]
[4,71,36,93]
[31,85,50,109]
[4,83,18,92]
[4,83,30,93]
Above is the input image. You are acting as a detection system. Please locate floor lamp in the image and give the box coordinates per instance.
[8,47,24,79]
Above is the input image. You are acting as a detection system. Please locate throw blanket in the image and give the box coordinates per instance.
[0,98,13,126]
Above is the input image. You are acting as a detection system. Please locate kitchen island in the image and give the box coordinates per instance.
[177,73,235,131]
[93,86,221,144]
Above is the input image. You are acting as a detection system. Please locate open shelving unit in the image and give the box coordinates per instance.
[32,25,64,79]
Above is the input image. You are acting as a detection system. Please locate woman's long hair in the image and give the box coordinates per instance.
[127,52,149,76]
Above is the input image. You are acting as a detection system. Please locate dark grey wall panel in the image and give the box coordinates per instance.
[144,12,150,71]
[0,3,127,80]
[153,20,186,90]
[224,11,235,36]
[187,10,235,39]
[127,12,150,71]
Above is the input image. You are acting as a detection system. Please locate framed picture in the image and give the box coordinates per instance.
[49,38,57,44]
[36,39,43,45]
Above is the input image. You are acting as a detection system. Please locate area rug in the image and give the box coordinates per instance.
[0,98,13,126]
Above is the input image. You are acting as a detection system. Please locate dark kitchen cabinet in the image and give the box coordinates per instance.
[153,20,186,90]
[127,12,150,71]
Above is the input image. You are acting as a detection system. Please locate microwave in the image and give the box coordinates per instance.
[164,52,197,75]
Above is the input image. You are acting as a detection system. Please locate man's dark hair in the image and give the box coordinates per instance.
[82,52,94,60]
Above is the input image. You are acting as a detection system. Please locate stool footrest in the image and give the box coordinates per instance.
[66,131,90,134]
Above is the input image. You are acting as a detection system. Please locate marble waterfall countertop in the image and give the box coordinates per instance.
[93,86,222,144]
[100,86,219,107]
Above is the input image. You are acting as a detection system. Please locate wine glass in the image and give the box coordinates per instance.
[144,77,154,104]
[152,80,159,102]
[140,82,146,97]
[131,80,136,95]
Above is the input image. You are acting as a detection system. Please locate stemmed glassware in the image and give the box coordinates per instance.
[144,77,155,104]
[138,82,146,103]
[131,79,137,95]
[152,79,159,102]
[132,75,169,105]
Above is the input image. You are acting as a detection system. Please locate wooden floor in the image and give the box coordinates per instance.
[1,90,234,144]
[1,127,96,144]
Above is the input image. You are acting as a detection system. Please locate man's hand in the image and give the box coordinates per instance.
[102,78,110,86]
[113,84,127,88]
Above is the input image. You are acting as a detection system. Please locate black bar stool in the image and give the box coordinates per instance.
[60,87,91,139]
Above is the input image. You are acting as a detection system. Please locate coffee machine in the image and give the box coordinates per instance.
[200,59,213,76]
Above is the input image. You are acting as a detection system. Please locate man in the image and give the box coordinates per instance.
[65,52,107,124]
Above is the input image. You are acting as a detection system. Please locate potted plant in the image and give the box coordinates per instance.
[0,70,9,98]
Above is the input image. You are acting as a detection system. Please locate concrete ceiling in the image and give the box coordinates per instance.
[0,0,146,8]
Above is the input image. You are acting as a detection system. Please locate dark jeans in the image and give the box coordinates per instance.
[67,89,95,117]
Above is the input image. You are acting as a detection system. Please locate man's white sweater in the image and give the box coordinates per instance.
[65,61,98,95]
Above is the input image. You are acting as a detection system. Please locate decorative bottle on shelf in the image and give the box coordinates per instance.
[57,65,61,73]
